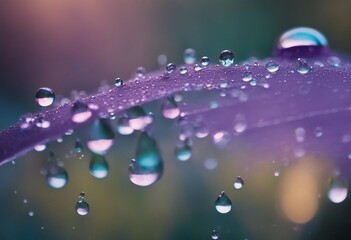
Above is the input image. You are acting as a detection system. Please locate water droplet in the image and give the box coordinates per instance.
[87,118,115,154]
[184,48,196,64]
[215,191,232,214]
[219,50,235,67]
[128,106,153,130]
[328,175,348,203]
[265,61,280,73]
[46,153,68,189]
[296,58,310,74]
[116,116,134,135]
[274,170,280,177]
[114,78,123,87]
[204,158,218,170]
[166,63,176,73]
[295,127,306,143]
[327,56,341,67]
[211,230,219,239]
[28,211,34,217]
[34,144,46,152]
[71,101,92,123]
[161,97,180,119]
[175,138,192,161]
[277,27,328,50]
[136,67,146,77]
[35,87,55,107]
[201,56,210,67]
[234,176,244,189]
[89,154,109,179]
[74,139,83,153]
[75,192,89,216]
[157,54,167,66]
[194,64,202,71]
[128,132,163,187]
[242,71,253,82]
[212,131,230,148]
[219,80,228,88]
[179,67,188,75]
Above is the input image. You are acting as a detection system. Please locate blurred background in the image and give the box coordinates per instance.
[1,0,351,239]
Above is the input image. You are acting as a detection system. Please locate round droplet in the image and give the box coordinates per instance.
[114,78,123,87]
[157,54,167,66]
[161,97,180,119]
[234,176,244,189]
[166,63,176,73]
[179,67,188,75]
[211,230,219,239]
[201,56,210,67]
[314,127,323,137]
[204,158,218,170]
[175,139,192,161]
[128,106,153,130]
[296,58,310,74]
[75,193,89,216]
[242,71,253,82]
[34,144,46,152]
[183,48,196,64]
[28,211,34,217]
[215,191,232,214]
[89,154,109,179]
[71,101,92,123]
[194,64,202,72]
[116,116,134,135]
[277,27,328,50]
[136,67,146,77]
[35,87,55,107]
[265,62,280,73]
[87,118,115,154]
[46,154,68,189]
[219,50,235,67]
[328,175,348,204]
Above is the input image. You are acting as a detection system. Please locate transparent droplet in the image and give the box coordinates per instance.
[46,153,68,189]
[161,97,180,119]
[116,116,134,135]
[201,56,210,67]
[274,170,280,177]
[327,56,341,67]
[136,67,146,77]
[74,139,83,153]
[328,175,348,204]
[128,106,153,130]
[215,191,232,214]
[183,48,196,64]
[179,67,188,75]
[242,71,253,82]
[71,101,92,123]
[212,131,230,148]
[234,176,244,189]
[89,154,109,179]
[204,158,218,170]
[166,63,176,73]
[295,127,306,143]
[114,78,123,87]
[87,118,115,155]
[211,230,219,239]
[296,58,310,74]
[194,64,202,72]
[34,144,46,152]
[75,192,89,216]
[277,27,328,50]
[128,132,163,187]
[35,87,55,107]
[175,139,192,161]
[265,61,280,73]
[219,50,235,67]
[28,211,34,217]
[157,54,167,66]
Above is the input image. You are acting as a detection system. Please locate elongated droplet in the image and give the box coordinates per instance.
[215,191,232,214]
[128,106,153,130]
[35,87,55,107]
[129,132,163,187]
[211,230,219,239]
[71,101,92,123]
[234,176,244,189]
[183,48,196,64]
[161,97,180,119]
[219,50,235,67]
[89,154,109,179]
[328,175,348,204]
[87,118,115,154]
[46,153,68,189]
[175,138,192,161]
[116,116,134,135]
[75,192,89,216]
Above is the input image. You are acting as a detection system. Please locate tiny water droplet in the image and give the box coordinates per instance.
[328,175,348,203]
[128,106,153,130]
[28,211,34,217]
[46,153,68,189]
[114,78,124,87]
[74,139,83,153]
[128,132,163,187]
[204,158,218,170]
[157,54,167,66]
[34,144,46,152]
[215,191,232,214]
[166,63,176,73]
[194,64,202,71]
[183,48,196,64]
[219,50,235,67]
[296,58,310,74]
[179,67,188,75]
[201,56,210,67]
[71,101,92,123]
[161,97,180,119]
[327,56,341,67]
[274,170,280,177]
[87,118,115,155]
[211,230,219,239]
[265,61,280,73]
[242,71,253,82]
[136,67,146,77]
[175,138,192,161]
[234,176,244,189]
[35,87,55,107]
[75,192,89,216]
[89,154,109,179]
[295,127,306,143]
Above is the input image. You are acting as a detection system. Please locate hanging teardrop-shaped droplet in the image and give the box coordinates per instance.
[211,230,219,239]
[71,101,92,123]
[128,106,153,130]
[89,154,109,179]
[35,87,55,107]
[75,192,89,216]
[128,132,163,187]
[215,191,232,214]
[183,48,196,64]
[234,176,244,189]
[219,50,235,67]
[175,138,192,161]
[46,153,68,189]
[161,97,180,119]
[87,118,115,154]
[116,115,134,135]
[328,175,348,204]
